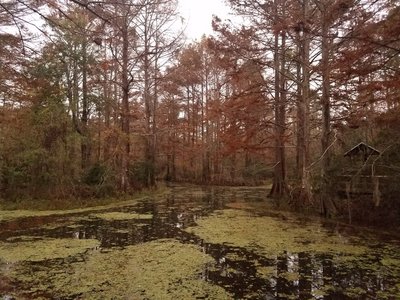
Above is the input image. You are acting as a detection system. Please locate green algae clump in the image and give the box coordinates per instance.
[0,189,167,222]
[63,239,231,299]
[185,209,368,257]
[0,238,99,263]
[6,239,231,299]
[90,211,152,221]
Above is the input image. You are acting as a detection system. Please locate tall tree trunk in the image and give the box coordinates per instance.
[150,31,159,187]
[296,31,304,178]
[203,74,211,183]
[150,85,157,187]
[121,20,130,192]
[299,0,312,201]
[103,46,111,162]
[319,1,336,216]
[321,8,331,183]
[201,81,209,183]
[143,12,155,187]
[269,0,287,199]
[144,52,153,186]
[81,37,90,169]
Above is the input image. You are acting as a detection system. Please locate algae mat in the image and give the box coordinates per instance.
[2,239,231,299]
[185,209,400,299]
[1,186,400,299]
[185,209,368,256]
[90,211,153,221]
[0,197,151,222]
[0,237,99,263]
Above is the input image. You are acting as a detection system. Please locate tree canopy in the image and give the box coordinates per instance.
[1,0,399,221]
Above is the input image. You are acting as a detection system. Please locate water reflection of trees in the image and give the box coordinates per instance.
[298,252,312,299]
[202,245,398,299]
[1,186,399,299]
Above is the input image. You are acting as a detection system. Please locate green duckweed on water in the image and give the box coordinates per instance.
[0,203,139,222]
[2,186,400,299]
[256,266,276,279]
[0,238,99,263]
[90,211,153,221]
[185,208,400,298]
[4,239,231,299]
[185,209,367,257]
[0,188,171,222]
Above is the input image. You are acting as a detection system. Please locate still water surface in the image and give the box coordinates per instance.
[0,185,399,299]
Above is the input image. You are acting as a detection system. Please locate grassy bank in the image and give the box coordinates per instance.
[0,185,170,222]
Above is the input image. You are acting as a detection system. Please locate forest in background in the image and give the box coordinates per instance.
[0,0,399,224]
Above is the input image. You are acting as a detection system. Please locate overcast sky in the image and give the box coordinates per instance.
[179,0,232,40]
[1,1,233,43]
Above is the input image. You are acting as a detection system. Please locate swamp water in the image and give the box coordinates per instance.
[0,185,399,299]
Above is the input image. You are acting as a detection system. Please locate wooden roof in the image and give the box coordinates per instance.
[344,142,380,158]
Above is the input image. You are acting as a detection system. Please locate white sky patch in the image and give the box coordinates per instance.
[179,0,233,41]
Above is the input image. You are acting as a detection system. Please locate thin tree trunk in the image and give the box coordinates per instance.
[300,0,312,202]
[321,8,331,183]
[269,0,287,198]
[296,30,304,178]
[103,45,111,162]
[318,1,338,216]
[143,35,153,187]
[81,37,90,169]
[121,20,130,192]
[150,31,159,187]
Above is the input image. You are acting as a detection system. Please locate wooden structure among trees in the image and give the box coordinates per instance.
[343,142,380,162]
[339,142,384,207]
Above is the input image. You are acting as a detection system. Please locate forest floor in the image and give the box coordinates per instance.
[1,185,400,299]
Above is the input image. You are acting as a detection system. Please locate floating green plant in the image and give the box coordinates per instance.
[185,209,368,257]
[0,238,99,263]
[90,212,153,221]
[4,239,231,299]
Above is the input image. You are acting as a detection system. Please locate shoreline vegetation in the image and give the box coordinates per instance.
[0,182,269,211]
[0,185,171,222]
[0,183,398,236]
